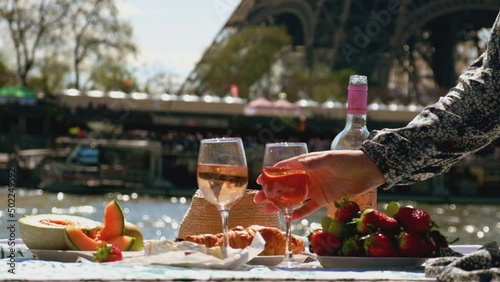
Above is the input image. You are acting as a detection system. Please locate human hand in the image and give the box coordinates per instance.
[254,150,386,220]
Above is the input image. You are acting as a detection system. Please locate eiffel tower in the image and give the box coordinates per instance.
[181,0,500,100]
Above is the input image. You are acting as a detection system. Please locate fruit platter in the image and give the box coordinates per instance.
[19,200,145,263]
[307,199,458,269]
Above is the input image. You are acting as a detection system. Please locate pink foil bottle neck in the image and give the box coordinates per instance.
[347,85,368,115]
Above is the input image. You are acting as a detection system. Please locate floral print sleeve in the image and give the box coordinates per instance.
[361,12,500,188]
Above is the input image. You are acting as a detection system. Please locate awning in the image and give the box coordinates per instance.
[0,87,37,99]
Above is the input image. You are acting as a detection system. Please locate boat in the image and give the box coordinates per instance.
[0,152,10,184]
[38,137,192,196]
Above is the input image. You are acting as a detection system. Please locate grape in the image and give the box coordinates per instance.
[321,216,332,231]
[327,218,343,237]
[385,201,400,217]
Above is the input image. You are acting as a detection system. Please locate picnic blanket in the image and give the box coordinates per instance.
[425,241,500,282]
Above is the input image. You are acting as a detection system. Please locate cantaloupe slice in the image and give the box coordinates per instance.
[65,226,136,251]
[65,226,103,251]
[106,235,136,251]
[19,214,99,250]
[123,222,144,251]
[96,221,144,251]
[98,200,125,240]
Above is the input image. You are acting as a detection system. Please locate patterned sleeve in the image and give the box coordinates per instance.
[361,12,500,189]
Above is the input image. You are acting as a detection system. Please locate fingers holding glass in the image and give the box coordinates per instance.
[260,142,309,268]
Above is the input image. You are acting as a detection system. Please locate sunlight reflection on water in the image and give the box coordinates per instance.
[1,188,498,245]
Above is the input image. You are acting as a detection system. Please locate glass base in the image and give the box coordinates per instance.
[275,253,302,269]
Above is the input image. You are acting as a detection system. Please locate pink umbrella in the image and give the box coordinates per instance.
[247,97,273,108]
[272,98,298,109]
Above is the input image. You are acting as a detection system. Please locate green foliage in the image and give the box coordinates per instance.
[88,59,136,92]
[0,55,15,87]
[283,63,357,103]
[68,0,137,89]
[0,0,136,91]
[198,26,291,98]
[28,56,70,95]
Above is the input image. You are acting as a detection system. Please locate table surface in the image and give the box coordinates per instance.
[0,239,442,282]
[1,259,434,281]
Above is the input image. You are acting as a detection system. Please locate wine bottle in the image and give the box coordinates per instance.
[328,74,377,216]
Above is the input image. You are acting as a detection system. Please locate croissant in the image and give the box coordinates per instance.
[184,225,305,256]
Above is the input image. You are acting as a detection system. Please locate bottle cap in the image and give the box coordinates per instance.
[349,75,367,86]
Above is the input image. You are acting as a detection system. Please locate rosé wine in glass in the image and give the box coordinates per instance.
[197,138,248,256]
[261,167,309,212]
[261,142,309,268]
[197,164,248,207]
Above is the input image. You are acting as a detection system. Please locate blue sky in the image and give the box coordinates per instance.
[117,0,241,88]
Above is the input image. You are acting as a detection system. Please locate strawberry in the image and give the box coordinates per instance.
[340,236,364,256]
[395,207,432,234]
[397,231,429,257]
[334,199,360,223]
[429,230,448,249]
[428,230,459,256]
[425,235,438,257]
[356,209,398,234]
[363,232,398,257]
[93,243,123,263]
[310,229,342,256]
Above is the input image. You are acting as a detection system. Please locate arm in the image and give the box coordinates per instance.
[361,13,500,188]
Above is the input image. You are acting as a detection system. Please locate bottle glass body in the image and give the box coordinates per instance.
[328,75,377,217]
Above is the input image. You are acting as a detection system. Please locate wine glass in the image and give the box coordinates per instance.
[261,142,309,268]
[197,137,248,256]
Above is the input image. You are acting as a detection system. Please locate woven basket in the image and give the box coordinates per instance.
[177,189,281,239]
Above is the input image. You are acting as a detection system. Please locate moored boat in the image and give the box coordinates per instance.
[38,137,193,196]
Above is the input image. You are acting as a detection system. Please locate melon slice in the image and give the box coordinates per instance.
[106,235,136,251]
[96,221,144,251]
[65,226,102,251]
[98,200,125,240]
[19,214,99,250]
[65,226,136,251]
[123,222,144,251]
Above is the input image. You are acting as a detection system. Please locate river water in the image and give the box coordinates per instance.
[1,188,499,246]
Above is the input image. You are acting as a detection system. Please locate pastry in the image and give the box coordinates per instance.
[184,225,305,256]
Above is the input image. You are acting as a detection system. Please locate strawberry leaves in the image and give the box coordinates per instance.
[93,243,123,263]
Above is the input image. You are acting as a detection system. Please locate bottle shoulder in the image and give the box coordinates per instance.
[331,126,369,150]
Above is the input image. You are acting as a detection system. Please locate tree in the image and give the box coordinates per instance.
[197,26,291,98]
[281,63,356,103]
[0,54,16,87]
[88,58,135,92]
[143,70,180,95]
[66,0,136,89]
[0,0,71,86]
[0,0,137,91]
[28,53,70,95]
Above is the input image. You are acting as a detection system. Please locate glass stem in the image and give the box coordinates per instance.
[220,209,230,252]
[283,211,294,262]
